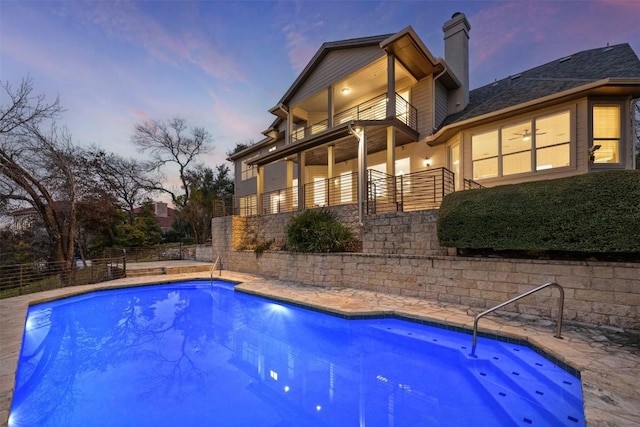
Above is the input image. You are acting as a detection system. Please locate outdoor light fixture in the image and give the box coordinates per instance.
[424,157,432,167]
[341,87,350,95]
[589,144,601,163]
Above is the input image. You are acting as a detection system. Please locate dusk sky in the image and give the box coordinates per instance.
[2,0,639,191]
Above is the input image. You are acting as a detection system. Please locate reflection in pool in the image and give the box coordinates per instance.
[9,280,584,426]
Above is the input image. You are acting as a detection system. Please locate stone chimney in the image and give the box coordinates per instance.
[442,12,471,113]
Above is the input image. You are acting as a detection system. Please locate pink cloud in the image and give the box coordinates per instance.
[131,109,151,123]
[72,2,245,83]
[283,24,320,73]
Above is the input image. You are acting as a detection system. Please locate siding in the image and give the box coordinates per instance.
[235,175,256,197]
[289,46,385,106]
[411,77,432,137]
[434,80,448,129]
[263,161,288,192]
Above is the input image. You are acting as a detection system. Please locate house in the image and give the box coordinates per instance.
[133,201,176,232]
[229,12,640,219]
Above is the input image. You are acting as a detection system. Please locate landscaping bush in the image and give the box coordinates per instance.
[285,209,357,253]
[437,170,640,254]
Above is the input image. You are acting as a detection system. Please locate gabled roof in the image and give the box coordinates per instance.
[440,43,640,128]
[271,27,460,114]
[272,34,393,111]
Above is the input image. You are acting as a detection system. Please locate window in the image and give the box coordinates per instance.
[239,195,257,216]
[241,159,257,181]
[535,111,570,170]
[472,130,499,179]
[592,105,620,164]
[472,110,571,180]
[501,121,531,176]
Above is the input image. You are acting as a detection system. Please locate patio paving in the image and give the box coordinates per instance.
[1,266,638,426]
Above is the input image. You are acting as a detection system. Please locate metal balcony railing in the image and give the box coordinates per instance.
[262,186,298,215]
[291,93,418,143]
[233,168,471,218]
[463,178,484,190]
[304,172,358,209]
[367,167,455,214]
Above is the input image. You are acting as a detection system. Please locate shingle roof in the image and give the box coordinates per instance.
[440,43,640,127]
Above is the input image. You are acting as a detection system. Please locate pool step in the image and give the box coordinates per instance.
[126,267,166,277]
[126,264,213,278]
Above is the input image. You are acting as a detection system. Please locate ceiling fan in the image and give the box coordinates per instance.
[509,129,546,141]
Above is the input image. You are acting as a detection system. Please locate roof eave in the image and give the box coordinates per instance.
[380,26,459,85]
[426,78,640,146]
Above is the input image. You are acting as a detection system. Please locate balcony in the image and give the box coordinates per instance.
[291,93,418,143]
[247,168,461,216]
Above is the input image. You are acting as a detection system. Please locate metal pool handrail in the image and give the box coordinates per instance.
[210,256,221,281]
[471,282,564,356]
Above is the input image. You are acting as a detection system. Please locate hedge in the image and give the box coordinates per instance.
[437,170,640,253]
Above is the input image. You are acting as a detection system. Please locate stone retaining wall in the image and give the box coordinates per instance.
[212,214,640,330]
[362,210,447,256]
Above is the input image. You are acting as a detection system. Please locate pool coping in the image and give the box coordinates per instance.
[1,271,638,426]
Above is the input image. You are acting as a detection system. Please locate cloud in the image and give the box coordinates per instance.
[281,23,320,74]
[71,1,245,83]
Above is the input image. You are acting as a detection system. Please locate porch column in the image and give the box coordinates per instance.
[355,127,367,223]
[287,159,294,211]
[328,145,335,206]
[297,152,306,211]
[256,165,264,215]
[386,126,396,177]
[327,86,334,128]
[386,54,396,119]
[327,145,335,178]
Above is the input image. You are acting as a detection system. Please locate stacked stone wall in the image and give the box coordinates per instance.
[221,250,639,329]
[212,211,640,330]
[362,210,447,256]
[235,204,361,250]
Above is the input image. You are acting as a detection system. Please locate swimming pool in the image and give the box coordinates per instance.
[9,280,584,426]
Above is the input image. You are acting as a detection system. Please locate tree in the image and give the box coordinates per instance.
[178,164,233,243]
[75,192,121,258]
[132,117,213,208]
[82,149,161,220]
[114,200,162,247]
[0,78,80,268]
[226,141,253,158]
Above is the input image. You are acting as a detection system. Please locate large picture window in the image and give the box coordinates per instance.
[472,110,571,180]
[592,105,620,164]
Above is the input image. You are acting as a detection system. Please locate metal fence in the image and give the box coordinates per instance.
[0,251,126,298]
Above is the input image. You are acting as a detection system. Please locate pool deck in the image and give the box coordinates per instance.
[1,266,638,426]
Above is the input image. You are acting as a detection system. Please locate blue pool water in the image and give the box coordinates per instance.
[10,280,584,426]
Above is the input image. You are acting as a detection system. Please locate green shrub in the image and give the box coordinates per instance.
[285,209,357,253]
[437,170,640,253]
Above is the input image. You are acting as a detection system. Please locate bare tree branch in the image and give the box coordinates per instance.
[132,117,213,208]
[0,77,63,135]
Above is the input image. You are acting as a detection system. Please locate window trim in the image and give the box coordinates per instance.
[470,107,574,181]
[589,100,624,168]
